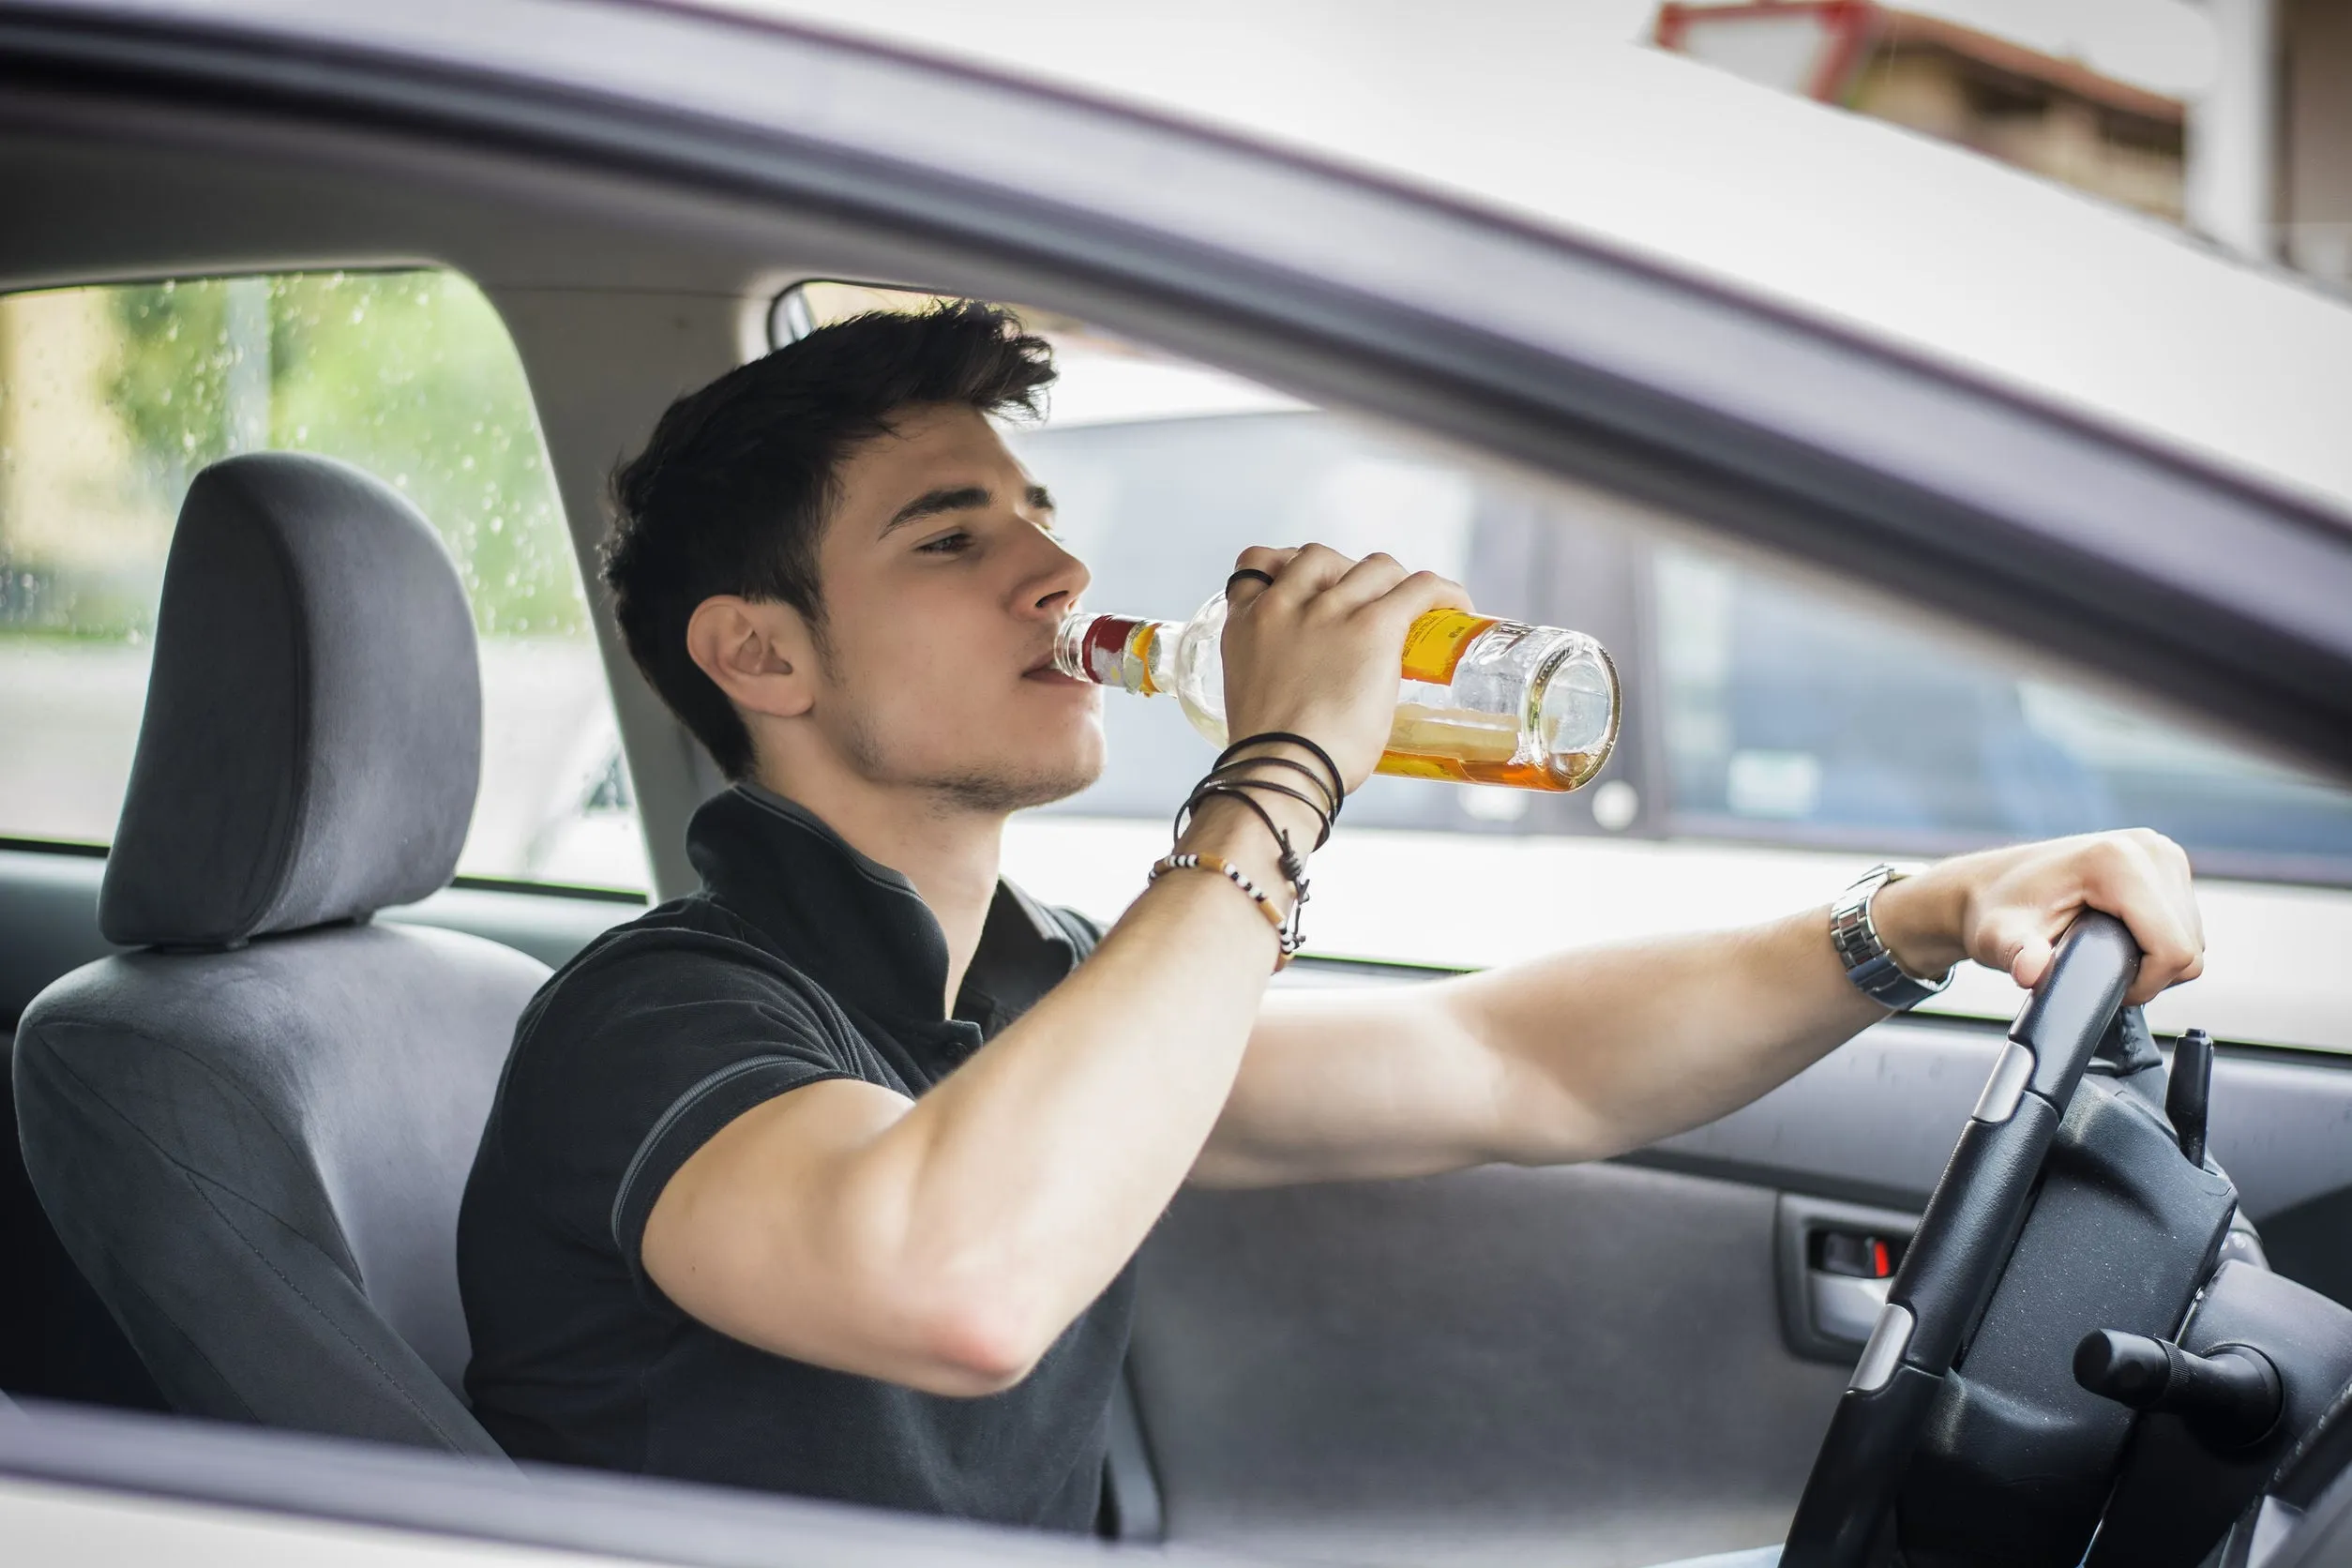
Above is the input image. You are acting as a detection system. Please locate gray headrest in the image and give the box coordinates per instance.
[100,453,482,948]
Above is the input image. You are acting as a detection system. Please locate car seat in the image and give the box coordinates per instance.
[11,453,550,1455]
[1,1019,164,1410]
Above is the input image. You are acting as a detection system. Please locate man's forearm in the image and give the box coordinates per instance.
[865,829,1286,1361]
[1197,903,1880,1187]
[1431,835,2186,1168]
[1455,905,1883,1166]
[1204,834,2201,1190]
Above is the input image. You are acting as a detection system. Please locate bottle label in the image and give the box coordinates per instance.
[1078,614,1146,688]
[1399,611,1498,686]
[1130,622,1163,696]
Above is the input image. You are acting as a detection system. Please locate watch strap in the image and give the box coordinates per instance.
[1832,863,1953,1012]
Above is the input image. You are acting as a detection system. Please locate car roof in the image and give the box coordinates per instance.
[709,0,2352,522]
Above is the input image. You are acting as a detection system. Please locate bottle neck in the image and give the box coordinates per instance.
[1053,610,1174,696]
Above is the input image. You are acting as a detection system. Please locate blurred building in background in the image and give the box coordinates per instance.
[1656,2,2186,219]
[2281,0,2352,284]
[1655,0,2352,291]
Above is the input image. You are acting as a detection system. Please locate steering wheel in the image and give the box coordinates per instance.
[1783,912,2143,1568]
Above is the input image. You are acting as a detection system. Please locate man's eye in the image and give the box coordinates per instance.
[916,531,972,555]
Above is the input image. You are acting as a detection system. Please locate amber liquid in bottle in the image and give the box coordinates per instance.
[1381,705,1610,792]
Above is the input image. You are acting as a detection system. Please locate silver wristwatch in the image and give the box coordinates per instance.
[1831,862,1953,1012]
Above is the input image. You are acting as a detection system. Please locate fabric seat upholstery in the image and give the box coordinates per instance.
[12,453,550,1455]
[0,1025,165,1411]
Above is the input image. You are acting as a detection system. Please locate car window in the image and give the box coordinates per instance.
[1653,548,2352,880]
[775,279,2352,893]
[0,270,648,892]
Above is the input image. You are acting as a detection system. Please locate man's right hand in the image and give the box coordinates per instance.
[1220,544,1474,794]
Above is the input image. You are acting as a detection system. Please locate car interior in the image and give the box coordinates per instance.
[7,19,2352,1568]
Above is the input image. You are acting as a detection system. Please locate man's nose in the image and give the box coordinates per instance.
[1027,533,1091,614]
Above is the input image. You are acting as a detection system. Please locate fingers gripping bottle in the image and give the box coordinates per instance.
[1053,592,1620,792]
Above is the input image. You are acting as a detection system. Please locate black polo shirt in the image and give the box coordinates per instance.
[457,784,1124,1529]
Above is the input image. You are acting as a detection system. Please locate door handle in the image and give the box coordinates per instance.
[1808,1270,1893,1345]
[1775,1194,1920,1362]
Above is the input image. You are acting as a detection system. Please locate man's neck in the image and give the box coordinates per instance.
[750,762,1006,1017]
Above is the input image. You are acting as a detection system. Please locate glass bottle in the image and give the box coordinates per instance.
[1053,592,1620,792]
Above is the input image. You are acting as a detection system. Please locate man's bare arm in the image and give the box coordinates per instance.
[1194,829,2206,1188]
[641,844,1289,1395]
[642,546,1469,1395]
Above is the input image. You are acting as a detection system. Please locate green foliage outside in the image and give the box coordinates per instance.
[2,269,586,640]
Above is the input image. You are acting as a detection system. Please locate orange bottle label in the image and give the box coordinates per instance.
[1398,611,1498,686]
[1130,621,1162,696]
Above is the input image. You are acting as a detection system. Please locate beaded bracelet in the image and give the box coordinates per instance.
[1182,784,1311,893]
[1161,793,1312,962]
[1160,731,1338,969]
[1148,852,1295,969]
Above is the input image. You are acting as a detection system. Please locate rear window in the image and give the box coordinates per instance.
[0,270,648,892]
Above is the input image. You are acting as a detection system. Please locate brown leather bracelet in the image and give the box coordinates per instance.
[1215,731,1344,820]
[1194,774,1333,851]
[1201,755,1340,829]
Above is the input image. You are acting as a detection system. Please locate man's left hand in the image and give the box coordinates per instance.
[1873,830,2205,1006]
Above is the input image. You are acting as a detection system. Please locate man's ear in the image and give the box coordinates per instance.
[685,596,821,722]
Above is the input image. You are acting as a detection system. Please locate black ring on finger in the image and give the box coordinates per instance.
[1226,568,1275,595]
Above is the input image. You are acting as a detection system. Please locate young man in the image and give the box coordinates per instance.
[456,304,2204,1533]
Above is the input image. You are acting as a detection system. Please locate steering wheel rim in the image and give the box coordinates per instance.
[1783,912,2143,1568]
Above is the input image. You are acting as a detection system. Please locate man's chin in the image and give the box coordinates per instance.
[927,756,1103,818]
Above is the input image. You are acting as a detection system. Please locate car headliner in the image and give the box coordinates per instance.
[716,0,2352,523]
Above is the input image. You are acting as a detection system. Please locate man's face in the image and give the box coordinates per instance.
[800,402,1102,813]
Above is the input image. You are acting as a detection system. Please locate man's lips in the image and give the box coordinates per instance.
[1023,640,1092,686]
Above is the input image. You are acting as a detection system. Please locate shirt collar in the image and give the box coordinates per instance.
[685,783,1077,1031]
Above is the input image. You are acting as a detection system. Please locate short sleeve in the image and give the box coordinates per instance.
[489,925,870,1298]
[1048,904,1106,958]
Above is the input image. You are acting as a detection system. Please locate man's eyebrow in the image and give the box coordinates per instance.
[1027,484,1056,512]
[882,485,991,535]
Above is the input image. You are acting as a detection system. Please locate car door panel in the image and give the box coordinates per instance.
[1645,1014,2352,1240]
[1127,1003,2352,1567]
[1133,1161,1840,1568]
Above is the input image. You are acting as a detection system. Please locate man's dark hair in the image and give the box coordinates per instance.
[603,301,1056,778]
